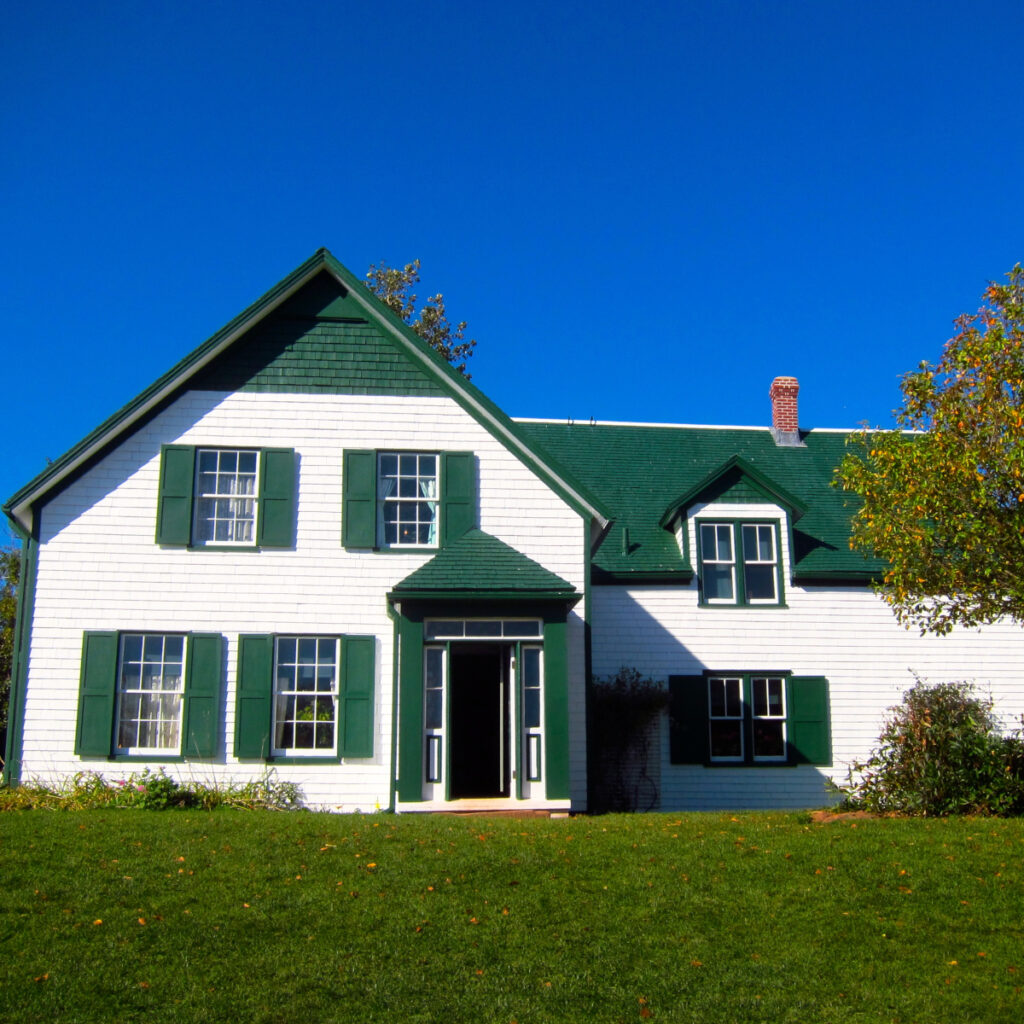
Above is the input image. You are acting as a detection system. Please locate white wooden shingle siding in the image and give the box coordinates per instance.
[592,578,1024,812]
[23,391,588,810]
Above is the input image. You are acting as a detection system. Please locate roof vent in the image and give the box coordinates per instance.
[769,376,804,447]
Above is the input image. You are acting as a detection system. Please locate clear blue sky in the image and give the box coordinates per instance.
[3,1,1023,528]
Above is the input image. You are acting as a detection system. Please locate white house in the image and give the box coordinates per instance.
[4,250,1021,812]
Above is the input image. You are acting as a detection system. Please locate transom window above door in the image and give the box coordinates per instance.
[378,452,438,547]
[424,619,543,640]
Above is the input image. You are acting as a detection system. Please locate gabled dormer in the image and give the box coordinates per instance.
[659,456,807,607]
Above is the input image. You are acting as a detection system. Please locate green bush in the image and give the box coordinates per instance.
[0,768,304,812]
[843,680,1024,816]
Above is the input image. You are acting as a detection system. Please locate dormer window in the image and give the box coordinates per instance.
[697,520,782,606]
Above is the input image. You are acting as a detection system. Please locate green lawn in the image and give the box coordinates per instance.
[1,809,1022,1023]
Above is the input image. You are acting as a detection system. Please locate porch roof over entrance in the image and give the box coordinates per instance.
[388,529,578,602]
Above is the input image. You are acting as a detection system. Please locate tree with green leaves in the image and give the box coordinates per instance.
[837,265,1024,634]
[365,259,477,377]
[1,545,20,759]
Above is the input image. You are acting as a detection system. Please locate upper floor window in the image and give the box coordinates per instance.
[342,450,476,551]
[697,520,781,606]
[156,445,295,549]
[377,452,438,547]
[195,449,258,545]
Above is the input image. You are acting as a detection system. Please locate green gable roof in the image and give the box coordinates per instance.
[389,530,578,601]
[517,422,883,583]
[4,250,609,533]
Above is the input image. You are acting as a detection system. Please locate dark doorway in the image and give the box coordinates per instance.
[448,645,509,799]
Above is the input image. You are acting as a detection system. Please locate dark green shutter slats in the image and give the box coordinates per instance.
[340,636,375,757]
[156,445,195,546]
[235,635,274,758]
[258,448,297,547]
[668,675,708,764]
[342,450,377,548]
[183,633,223,758]
[441,451,476,546]
[75,631,118,757]
[787,676,831,765]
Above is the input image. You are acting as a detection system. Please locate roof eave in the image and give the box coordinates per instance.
[3,249,337,533]
[5,248,611,534]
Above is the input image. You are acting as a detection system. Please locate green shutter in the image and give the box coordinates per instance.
[668,675,708,764]
[257,448,296,547]
[339,636,375,757]
[787,676,831,765]
[235,635,274,759]
[75,631,118,757]
[342,450,377,548]
[183,634,223,758]
[440,451,476,546]
[156,445,195,546]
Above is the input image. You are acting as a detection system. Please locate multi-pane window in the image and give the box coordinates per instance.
[116,634,185,753]
[707,674,787,762]
[751,676,787,759]
[699,524,736,602]
[273,638,338,755]
[195,449,258,545]
[377,453,439,547]
[742,525,778,602]
[708,676,744,760]
[698,521,781,605]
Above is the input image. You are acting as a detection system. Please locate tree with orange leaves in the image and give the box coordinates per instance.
[837,265,1024,634]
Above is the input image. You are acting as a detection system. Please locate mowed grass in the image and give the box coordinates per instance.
[1,810,1022,1023]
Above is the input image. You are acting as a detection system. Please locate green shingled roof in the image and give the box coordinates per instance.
[516,422,882,583]
[390,529,578,599]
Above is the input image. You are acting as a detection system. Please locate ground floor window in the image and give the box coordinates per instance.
[76,630,223,760]
[273,637,339,756]
[116,634,186,754]
[669,673,831,766]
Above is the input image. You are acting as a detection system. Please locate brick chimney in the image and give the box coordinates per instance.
[769,376,803,446]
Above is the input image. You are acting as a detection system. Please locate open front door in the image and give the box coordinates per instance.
[448,645,509,799]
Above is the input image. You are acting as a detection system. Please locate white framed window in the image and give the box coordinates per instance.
[707,674,788,763]
[698,521,781,606]
[194,449,259,545]
[699,523,736,602]
[741,525,779,603]
[708,676,744,761]
[273,637,339,756]
[116,634,185,754]
[751,676,787,760]
[377,452,438,547]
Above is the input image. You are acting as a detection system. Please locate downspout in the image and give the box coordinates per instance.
[384,599,401,813]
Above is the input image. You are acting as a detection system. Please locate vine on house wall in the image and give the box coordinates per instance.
[590,668,669,812]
